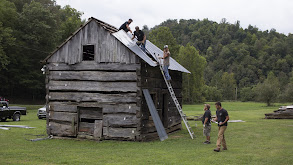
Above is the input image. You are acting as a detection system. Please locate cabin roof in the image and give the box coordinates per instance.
[42,17,190,73]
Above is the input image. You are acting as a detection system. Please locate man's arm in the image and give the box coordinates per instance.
[131,33,135,40]
[212,116,217,122]
[142,34,146,43]
[203,117,209,125]
[126,24,132,33]
[163,52,170,59]
[219,115,229,125]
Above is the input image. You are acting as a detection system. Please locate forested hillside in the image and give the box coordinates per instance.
[0,0,84,103]
[1,0,292,105]
[147,18,293,104]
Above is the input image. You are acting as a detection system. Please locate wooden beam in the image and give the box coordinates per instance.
[49,92,137,103]
[49,122,77,137]
[47,62,140,71]
[48,81,138,92]
[49,71,137,81]
[49,111,78,123]
[103,114,138,127]
[103,127,136,139]
[93,120,103,140]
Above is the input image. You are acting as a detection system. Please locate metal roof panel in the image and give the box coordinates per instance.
[145,41,191,73]
[112,30,157,66]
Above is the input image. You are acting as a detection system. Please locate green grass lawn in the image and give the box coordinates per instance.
[1,102,293,165]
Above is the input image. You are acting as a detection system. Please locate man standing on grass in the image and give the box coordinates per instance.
[202,104,211,144]
[213,102,229,152]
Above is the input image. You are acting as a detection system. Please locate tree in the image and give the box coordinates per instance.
[202,85,222,101]
[0,0,17,70]
[148,26,179,59]
[177,44,206,103]
[58,5,84,42]
[254,72,280,106]
[219,72,236,100]
[0,0,84,102]
[278,82,293,103]
[239,86,255,102]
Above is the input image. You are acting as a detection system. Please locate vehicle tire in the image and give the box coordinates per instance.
[0,117,7,122]
[38,116,42,119]
[13,113,20,121]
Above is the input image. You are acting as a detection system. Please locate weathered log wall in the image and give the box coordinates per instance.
[46,62,141,140]
[45,18,183,141]
[137,63,182,141]
[47,21,139,65]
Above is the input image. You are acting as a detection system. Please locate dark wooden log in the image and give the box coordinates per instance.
[49,71,137,81]
[168,115,182,127]
[47,62,140,71]
[141,122,182,141]
[78,122,94,134]
[79,108,103,120]
[49,111,78,123]
[166,123,182,134]
[103,127,137,139]
[49,92,137,103]
[48,81,138,92]
[49,122,77,137]
[49,102,138,114]
[102,104,139,114]
[49,102,78,113]
[103,114,138,127]
[93,120,103,139]
[265,115,293,119]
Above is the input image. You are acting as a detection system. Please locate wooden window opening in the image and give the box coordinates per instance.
[83,45,95,61]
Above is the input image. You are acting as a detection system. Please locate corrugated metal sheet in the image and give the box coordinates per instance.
[112,30,191,73]
[112,30,157,66]
[145,41,191,73]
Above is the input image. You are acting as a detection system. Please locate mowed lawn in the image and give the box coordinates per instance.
[1,102,292,165]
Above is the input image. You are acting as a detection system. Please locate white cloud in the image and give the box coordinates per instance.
[56,0,293,35]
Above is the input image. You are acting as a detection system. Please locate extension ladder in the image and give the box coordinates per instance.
[155,55,195,139]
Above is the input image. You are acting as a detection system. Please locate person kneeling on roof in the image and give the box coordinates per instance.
[132,26,146,52]
[119,18,133,33]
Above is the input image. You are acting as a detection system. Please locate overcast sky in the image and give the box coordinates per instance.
[56,0,293,35]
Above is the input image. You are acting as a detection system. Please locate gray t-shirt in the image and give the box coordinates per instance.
[163,51,170,66]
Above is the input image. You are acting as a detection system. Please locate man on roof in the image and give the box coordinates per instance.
[119,18,133,33]
[132,26,146,52]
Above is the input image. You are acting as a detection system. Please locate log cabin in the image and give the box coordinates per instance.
[41,17,190,141]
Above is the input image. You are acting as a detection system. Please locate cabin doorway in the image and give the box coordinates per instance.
[77,107,103,140]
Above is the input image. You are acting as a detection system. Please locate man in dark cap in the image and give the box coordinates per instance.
[132,26,146,52]
[119,18,133,33]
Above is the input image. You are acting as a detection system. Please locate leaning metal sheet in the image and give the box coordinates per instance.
[145,40,191,73]
[112,30,157,66]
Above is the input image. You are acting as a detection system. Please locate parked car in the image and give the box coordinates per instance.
[0,101,26,122]
[37,106,46,119]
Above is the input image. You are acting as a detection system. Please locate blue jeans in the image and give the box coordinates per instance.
[163,65,171,80]
[137,40,146,52]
